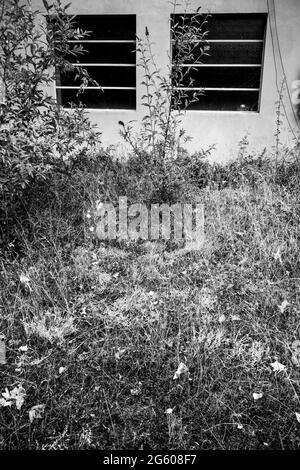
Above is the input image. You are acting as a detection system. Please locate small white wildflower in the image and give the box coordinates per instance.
[20,274,30,285]
[19,274,32,293]
[165,408,173,415]
[89,226,94,232]
[19,345,28,352]
[253,392,264,401]
[96,202,104,213]
[173,362,189,380]
[115,348,126,360]
[278,300,289,314]
[273,248,282,263]
[231,315,241,321]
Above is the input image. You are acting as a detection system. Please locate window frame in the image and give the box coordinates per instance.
[55,14,137,111]
[170,12,268,113]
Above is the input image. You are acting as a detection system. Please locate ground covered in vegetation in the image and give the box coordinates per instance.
[1,155,300,450]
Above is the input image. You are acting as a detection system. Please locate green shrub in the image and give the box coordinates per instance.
[0,0,102,250]
[118,2,211,203]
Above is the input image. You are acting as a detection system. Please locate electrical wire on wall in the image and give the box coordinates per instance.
[267,0,300,142]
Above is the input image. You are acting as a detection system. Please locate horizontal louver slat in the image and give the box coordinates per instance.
[65,42,136,64]
[179,90,259,111]
[57,66,136,87]
[56,88,136,109]
[173,41,264,64]
[179,66,261,88]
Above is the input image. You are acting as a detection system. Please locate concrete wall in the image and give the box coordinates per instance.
[32,0,300,160]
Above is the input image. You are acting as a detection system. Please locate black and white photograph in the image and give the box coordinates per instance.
[0,0,300,458]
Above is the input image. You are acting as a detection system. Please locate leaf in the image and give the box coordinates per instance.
[253,392,264,400]
[1,388,11,401]
[1,385,26,410]
[0,397,12,407]
[173,362,189,380]
[12,385,26,410]
[29,404,46,423]
[271,360,286,373]
[0,336,6,365]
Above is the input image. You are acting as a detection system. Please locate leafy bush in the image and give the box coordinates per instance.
[118,2,212,203]
[0,0,102,249]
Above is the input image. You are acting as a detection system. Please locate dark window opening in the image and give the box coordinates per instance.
[171,13,267,111]
[55,14,136,109]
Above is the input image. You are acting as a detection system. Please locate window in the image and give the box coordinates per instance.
[56,15,136,109]
[171,13,267,111]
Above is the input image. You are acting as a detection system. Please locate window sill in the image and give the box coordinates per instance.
[82,108,136,112]
[184,109,260,114]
